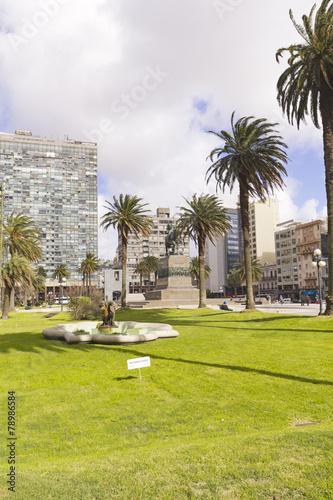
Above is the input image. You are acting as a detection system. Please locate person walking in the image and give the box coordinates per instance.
[305,295,310,306]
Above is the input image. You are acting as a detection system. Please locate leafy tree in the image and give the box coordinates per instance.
[190,256,211,286]
[177,194,231,308]
[100,194,153,307]
[2,255,34,319]
[207,112,288,310]
[276,1,333,314]
[80,252,99,297]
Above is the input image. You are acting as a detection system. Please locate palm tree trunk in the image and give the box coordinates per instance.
[121,237,128,307]
[198,237,207,308]
[10,287,15,311]
[320,82,333,315]
[239,182,255,310]
[2,285,11,319]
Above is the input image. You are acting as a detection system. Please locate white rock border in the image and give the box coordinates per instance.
[42,321,179,345]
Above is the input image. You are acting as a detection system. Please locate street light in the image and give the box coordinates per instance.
[59,278,66,312]
[311,248,326,315]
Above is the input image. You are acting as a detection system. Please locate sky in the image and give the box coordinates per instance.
[0,0,328,260]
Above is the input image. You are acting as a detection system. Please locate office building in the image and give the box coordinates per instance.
[296,219,328,298]
[0,129,98,289]
[275,220,304,299]
[247,198,279,264]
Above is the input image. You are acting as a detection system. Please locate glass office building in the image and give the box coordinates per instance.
[0,129,98,287]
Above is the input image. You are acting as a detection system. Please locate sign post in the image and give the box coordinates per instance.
[127,356,151,381]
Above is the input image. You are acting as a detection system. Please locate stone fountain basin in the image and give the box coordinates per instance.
[42,321,179,345]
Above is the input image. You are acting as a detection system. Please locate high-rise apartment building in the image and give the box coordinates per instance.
[0,129,98,288]
[205,207,240,295]
[115,208,190,293]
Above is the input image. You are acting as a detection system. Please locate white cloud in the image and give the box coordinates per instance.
[0,0,327,259]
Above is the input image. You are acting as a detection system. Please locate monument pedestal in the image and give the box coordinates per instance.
[145,255,198,302]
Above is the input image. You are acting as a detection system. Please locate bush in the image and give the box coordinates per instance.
[68,290,104,320]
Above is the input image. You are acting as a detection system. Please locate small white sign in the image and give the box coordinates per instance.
[127,356,151,370]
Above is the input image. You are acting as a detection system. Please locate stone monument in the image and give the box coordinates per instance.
[145,223,198,304]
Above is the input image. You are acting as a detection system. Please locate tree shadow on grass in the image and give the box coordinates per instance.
[109,347,333,387]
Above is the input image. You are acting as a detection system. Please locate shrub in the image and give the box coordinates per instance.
[68,290,104,320]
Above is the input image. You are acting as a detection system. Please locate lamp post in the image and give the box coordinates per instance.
[59,278,66,312]
[311,248,326,315]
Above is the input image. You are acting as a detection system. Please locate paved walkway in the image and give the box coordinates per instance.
[18,304,324,316]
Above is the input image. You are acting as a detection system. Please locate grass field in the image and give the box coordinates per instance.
[1,308,333,499]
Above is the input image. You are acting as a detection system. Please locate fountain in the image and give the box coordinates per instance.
[42,301,179,345]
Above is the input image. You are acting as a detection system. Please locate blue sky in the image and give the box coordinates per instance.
[0,0,327,258]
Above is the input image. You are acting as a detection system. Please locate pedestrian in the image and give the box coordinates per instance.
[279,295,284,304]
[305,295,310,306]
[301,295,305,306]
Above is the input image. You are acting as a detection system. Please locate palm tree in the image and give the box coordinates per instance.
[233,257,263,296]
[206,112,288,310]
[134,261,147,293]
[100,194,153,307]
[52,263,70,282]
[227,268,242,296]
[190,256,211,287]
[2,255,34,319]
[52,264,70,304]
[3,211,42,310]
[143,255,159,291]
[4,212,42,262]
[78,261,87,296]
[276,1,333,314]
[80,252,99,297]
[177,194,232,308]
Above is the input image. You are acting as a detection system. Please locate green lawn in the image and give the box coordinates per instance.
[1,308,333,499]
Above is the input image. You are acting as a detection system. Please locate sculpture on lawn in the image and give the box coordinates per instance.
[100,300,117,328]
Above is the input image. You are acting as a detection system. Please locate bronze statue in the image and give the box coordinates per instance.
[100,301,117,328]
[165,223,181,256]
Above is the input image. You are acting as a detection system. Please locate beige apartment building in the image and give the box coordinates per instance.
[275,220,304,299]
[247,198,279,264]
[296,219,328,298]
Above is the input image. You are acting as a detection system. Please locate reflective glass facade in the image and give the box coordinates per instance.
[0,130,98,285]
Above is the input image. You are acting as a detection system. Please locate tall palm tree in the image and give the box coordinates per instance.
[190,256,211,287]
[80,252,99,297]
[177,194,231,308]
[100,194,153,307]
[143,255,159,291]
[207,112,288,310]
[2,255,34,319]
[52,264,70,306]
[276,1,333,314]
[78,261,87,296]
